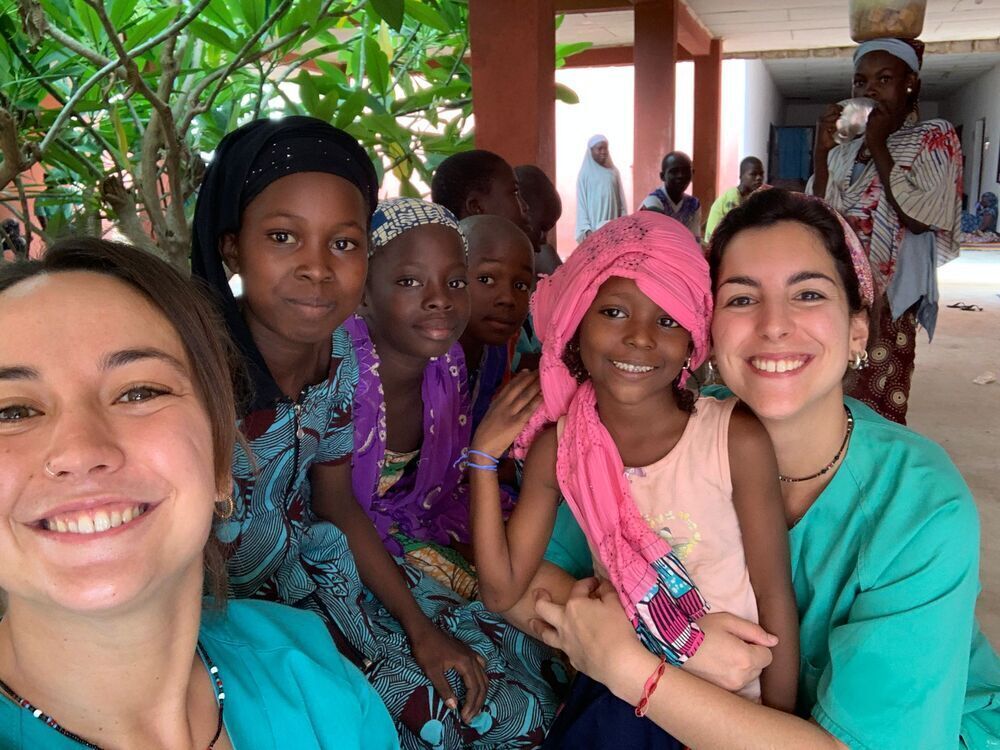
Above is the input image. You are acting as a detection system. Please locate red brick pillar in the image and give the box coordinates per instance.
[633,0,677,210]
[693,38,723,213]
[467,0,556,181]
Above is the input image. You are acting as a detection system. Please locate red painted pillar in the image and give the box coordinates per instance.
[693,38,723,213]
[467,0,556,181]
[633,0,677,210]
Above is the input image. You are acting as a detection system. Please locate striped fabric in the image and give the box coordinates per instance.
[824,119,963,292]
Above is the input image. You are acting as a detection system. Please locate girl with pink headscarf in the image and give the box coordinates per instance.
[469,211,798,746]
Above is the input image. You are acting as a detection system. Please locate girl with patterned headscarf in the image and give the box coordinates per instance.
[810,37,963,425]
[192,122,563,748]
[343,197,566,746]
[468,211,798,747]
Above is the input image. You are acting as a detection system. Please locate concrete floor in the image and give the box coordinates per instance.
[907,248,1000,644]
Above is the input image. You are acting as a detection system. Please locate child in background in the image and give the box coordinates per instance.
[704,156,765,242]
[640,151,702,242]
[469,212,798,748]
[431,149,528,228]
[459,214,535,430]
[514,164,563,279]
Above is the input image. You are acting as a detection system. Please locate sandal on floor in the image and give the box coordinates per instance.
[946,302,983,311]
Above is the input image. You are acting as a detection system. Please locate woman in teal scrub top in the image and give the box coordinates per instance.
[531,189,999,749]
[0,239,398,750]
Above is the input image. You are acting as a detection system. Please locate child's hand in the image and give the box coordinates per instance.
[408,620,489,723]
[471,370,543,458]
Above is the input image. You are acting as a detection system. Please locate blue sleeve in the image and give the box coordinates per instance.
[812,469,982,749]
[542,501,593,579]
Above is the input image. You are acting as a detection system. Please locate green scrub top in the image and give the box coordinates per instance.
[0,600,400,750]
[544,395,999,749]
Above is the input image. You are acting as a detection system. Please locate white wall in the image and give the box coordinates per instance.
[941,62,1000,202]
[742,59,782,175]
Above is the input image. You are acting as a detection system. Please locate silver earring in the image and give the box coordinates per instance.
[683,356,692,372]
[848,350,869,370]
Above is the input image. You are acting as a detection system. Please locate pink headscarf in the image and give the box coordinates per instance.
[516,211,712,644]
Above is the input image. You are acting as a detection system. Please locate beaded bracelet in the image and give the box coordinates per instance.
[634,655,667,718]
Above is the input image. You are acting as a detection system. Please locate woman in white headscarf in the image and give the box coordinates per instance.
[575,135,626,243]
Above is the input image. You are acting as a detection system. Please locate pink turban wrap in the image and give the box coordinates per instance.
[516,211,713,663]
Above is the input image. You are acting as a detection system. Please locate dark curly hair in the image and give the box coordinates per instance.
[431,149,513,219]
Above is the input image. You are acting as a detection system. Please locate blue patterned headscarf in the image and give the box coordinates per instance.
[369,197,467,256]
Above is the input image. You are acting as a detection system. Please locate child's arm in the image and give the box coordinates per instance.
[310,462,488,723]
[469,371,562,612]
[728,403,800,712]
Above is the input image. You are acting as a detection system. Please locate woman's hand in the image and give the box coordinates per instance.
[530,578,643,684]
[470,370,543,458]
[408,620,489,723]
[681,612,778,692]
[865,104,895,152]
[815,103,843,156]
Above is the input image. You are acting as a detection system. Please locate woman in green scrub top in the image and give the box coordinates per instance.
[531,189,999,749]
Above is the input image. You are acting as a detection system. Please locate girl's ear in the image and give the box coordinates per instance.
[849,308,870,354]
[220,233,240,274]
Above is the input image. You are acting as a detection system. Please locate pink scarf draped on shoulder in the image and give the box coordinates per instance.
[515,211,714,662]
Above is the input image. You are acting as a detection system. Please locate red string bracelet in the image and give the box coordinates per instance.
[634,655,668,718]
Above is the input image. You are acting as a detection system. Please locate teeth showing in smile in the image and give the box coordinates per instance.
[42,504,147,534]
[612,360,655,374]
[751,357,806,374]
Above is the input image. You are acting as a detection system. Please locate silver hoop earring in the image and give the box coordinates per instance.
[43,462,58,478]
[848,350,869,370]
[683,356,692,372]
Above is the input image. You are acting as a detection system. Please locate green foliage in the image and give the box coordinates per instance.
[0,0,585,267]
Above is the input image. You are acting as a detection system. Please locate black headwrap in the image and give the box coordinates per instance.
[190,115,379,413]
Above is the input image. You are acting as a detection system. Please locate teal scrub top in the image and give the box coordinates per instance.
[544,395,1000,749]
[0,600,400,750]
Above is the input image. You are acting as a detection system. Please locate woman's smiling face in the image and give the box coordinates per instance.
[711,221,869,422]
[0,272,217,615]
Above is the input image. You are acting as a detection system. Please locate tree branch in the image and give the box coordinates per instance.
[45,24,112,67]
[0,108,40,190]
[37,0,210,154]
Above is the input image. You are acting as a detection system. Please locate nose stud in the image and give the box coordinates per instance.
[43,462,58,479]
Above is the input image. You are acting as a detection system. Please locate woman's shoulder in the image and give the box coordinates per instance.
[843,398,977,535]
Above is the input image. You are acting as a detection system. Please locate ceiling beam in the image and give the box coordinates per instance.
[561,44,696,68]
[553,0,632,12]
[554,0,712,57]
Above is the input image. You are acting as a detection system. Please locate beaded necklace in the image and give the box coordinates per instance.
[0,641,226,749]
[778,405,854,483]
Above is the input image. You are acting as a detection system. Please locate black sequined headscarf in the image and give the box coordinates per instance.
[190,116,379,412]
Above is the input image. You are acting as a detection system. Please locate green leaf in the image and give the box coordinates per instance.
[316,60,348,88]
[369,0,404,31]
[296,70,320,114]
[402,0,451,32]
[188,21,239,53]
[125,7,178,51]
[334,88,367,129]
[72,0,103,45]
[555,82,579,104]
[364,36,389,94]
[240,0,264,31]
[556,41,592,61]
[109,104,130,165]
[398,176,420,198]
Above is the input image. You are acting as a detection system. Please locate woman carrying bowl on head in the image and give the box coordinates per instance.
[531,189,999,749]
[0,239,397,749]
[810,37,962,425]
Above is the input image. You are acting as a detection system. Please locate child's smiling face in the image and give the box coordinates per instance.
[362,224,470,361]
[577,276,691,407]
[221,171,369,347]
